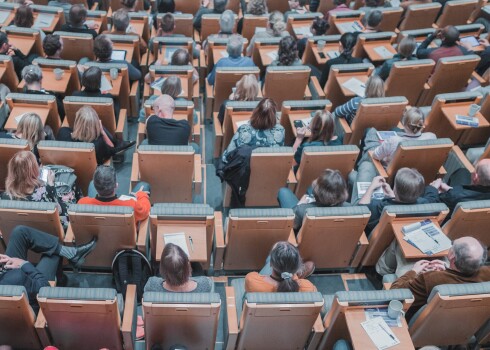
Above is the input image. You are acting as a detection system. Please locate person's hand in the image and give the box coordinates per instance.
[382,182,395,197]
[434,29,443,39]
[412,260,431,274]
[0,254,10,265]
[370,176,386,190]
[136,185,150,194]
[459,40,474,51]
[202,0,210,7]
[156,27,164,37]
[439,182,452,193]
[4,257,27,270]
[430,178,442,190]
[297,194,310,205]
[87,22,99,30]
[296,127,307,139]
[479,38,489,48]
[428,259,447,271]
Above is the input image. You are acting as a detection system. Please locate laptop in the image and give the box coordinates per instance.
[111,50,127,61]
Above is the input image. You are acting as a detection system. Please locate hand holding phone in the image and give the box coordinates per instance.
[294,120,304,129]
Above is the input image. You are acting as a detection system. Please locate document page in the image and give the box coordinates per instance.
[164,232,190,256]
[33,13,55,29]
[361,316,400,350]
[374,46,394,59]
[342,77,366,97]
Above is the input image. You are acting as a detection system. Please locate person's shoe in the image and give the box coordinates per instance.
[69,238,97,269]
[112,140,136,155]
[296,261,315,279]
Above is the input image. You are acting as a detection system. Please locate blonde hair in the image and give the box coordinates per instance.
[268,11,286,36]
[234,74,259,101]
[72,106,102,142]
[402,107,425,134]
[16,113,44,149]
[365,74,385,98]
[5,151,42,199]
[247,0,268,15]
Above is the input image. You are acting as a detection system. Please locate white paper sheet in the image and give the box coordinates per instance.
[376,131,398,141]
[403,220,452,254]
[0,11,10,24]
[100,75,113,91]
[164,232,190,256]
[15,113,26,125]
[294,26,312,37]
[220,51,229,58]
[327,50,340,59]
[267,51,278,60]
[374,45,394,59]
[164,47,178,62]
[357,182,384,199]
[361,317,400,350]
[365,308,402,328]
[33,13,55,29]
[337,21,363,33]
[342,77,366,97]
[255,27,266,33]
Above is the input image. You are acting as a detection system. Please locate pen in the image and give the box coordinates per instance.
[380,324,396,341]
[189,236,194,252]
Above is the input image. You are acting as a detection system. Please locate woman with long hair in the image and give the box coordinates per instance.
[217,74,260,125]
[270,36,302,67]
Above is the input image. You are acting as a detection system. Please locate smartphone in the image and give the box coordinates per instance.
[318,52,326,59]
[40,168,49,182]
[294,120,304,129]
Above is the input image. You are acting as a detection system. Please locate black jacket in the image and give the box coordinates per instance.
[439,185,490,212]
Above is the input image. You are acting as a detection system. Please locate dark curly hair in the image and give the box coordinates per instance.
[277,36,298,66]
[311,17,329,36]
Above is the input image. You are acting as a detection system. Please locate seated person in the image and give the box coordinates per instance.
[48,0,72,17]
[144,243,213,293]
[292,110,342,171]
[0,225,96,311]
[245,241,316,292]
[203,10,235,52]
[102,9,147,56]
[60,4,99,39]
[12,5,46,41]
[1,151,76,228]
[144,48,199,84]
[152,0,177,29]
[460,37,490,77]
[237,0,268,34]
[359,168,439,235]
[278,169,349,232]
[334,74,385,126]
[391,236,489,319]
[217,74,260,126]
[207,34,256,86]
[416,26,469,63]
[151,13,200,58]
[298,17,329,58]
[72,66,121,121]
[144,94,190,145]
[376,36,417,80]
[246,11,289,56]
[362,9,383,33]
[0,32,32,80]
[287,0,309,14]
[359,0,389,15]
[270,36,303,67]
[79,165,151,223]
[222,98,285,162]
[43,34,63,60]
[84,35,142,83]
[120,0,151,12]
[325,0,350,18]
[431,158,490,212]
[193,0,227,32]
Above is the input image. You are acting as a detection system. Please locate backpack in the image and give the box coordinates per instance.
[112,249,152,303]
[44,164,82,203]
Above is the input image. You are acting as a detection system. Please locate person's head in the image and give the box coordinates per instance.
[0,32,10,54]
[269,241,302,292]
[441,25,460,46]
[16,113,44,149]
[226,34,244,58]
[472,159,490,186]
[250,98,277,130]
[160,75,182,99]
[161,13,175,33]
[366,10,383,29]
[311,17,329,36]
[268,11,286,36]
[309,110,335,143]
[401,107,425,135]
[214,0,227,13]
[312,169,348,206]
[234,74,259,101]
[393,167,425,203]
[21,65,43,87]
[112,9,130,32]
[219,10,235,34]
[339,32,357,55]
[247,0,267,15]
[43,34,63,57]
[157,0,175,13]
[364,0,380,7]
[160,243,191,287]
[94,34,113,61]
[448,237,487,275]
[171,48,191,65]
[364,74,385,98]
[69,4,87,27]
[93,165,117,197]
[277,35,298,66]
[14,4,34,28]
[72,106,102,142]
[334,0,347,6]
[121,0,137,10]
[5,151,41,198]
[397,35,417,59]
[152,94,175,118]
[81,66,102,91]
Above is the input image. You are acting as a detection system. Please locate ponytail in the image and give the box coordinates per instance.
[276,271,300,292]
[270,242,302,293]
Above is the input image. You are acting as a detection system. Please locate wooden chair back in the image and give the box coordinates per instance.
[263,66,311,108]
[398,3,442,31]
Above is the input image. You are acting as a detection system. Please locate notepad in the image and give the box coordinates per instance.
[337,21,363,33]
[33,13,55,29]
[0,11,10,24]
[326,50,340,59]
[164,232,190,256]
[460,36,480,47]
[294,26,312,37]
[150,77,185,96]
[365,308,402,328]
[455,114,479,127]
[376,131,398,141]
[357,182,384,199]
[361,317,400,350]
[374,46,394,59]
[267,51,278,60]
[402,219,452,255]
[84,19,96,28]
[342,77,365,97]
[163,47,178,62]
[100,75,113,91]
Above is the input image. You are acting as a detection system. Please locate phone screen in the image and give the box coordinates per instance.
[460,36,480,47]
[318,52,326,59]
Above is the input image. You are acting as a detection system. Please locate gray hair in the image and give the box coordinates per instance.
[93,165,117,197]
[219,10,235,34]
[227,34,243,58]
[112,9,130,32]
[453,239,487,275]
[21,65,43,85]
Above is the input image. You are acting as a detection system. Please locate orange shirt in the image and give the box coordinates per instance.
[245,272,317,293]
[78,192,150,223]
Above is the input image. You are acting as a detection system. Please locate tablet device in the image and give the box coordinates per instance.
[111,50,127,61]
[460,36,480,47]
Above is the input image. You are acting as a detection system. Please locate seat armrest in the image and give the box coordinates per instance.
[193,154,202,194]
[137,218,149,254]
[451,145,476,173]
[368,151,388,179]
[193,80,200,106]
[350,232,369,267]
[310,76,326,98]
[225,286,239,350]
[130,152,140,192]
[121,284,137,350]
[307,315,325,350]
[205,80,214,120]
[213,112,223,158]
[336,117,352,144]
[143,83,151,99]
[137,122,146,146]
[287,168,297,191]
[115,108,128,140]
[304,84,312,100]
[34,309,50,348]
[214,211,225,272]
[472,71,488,86]
[129,81,140,117]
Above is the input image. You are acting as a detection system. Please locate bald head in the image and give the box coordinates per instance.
[152,94,175,119]
[450,237,487,275]
[474,158,490,186]
[441,25,459,46]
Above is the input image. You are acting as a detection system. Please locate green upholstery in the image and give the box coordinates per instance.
[151,203,214,216]
[38,287,117,301]
[305,205,371,217]
[229,208,294,218]
[68,204,134,215]
[0,200,57,211]
[0,285,27,297]
[143,292,221,304]
[38,140,94,149]
[138,145,194,152]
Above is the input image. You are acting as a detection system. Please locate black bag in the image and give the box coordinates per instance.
[112,249,152,303]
